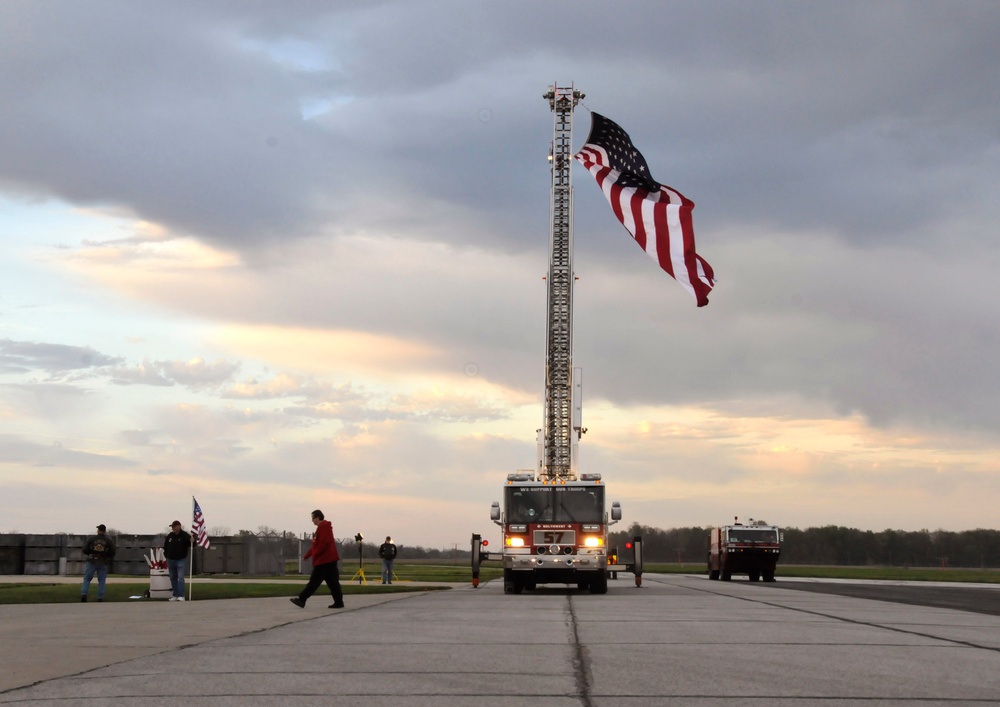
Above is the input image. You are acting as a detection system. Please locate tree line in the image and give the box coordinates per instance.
[232,527,464,562]
[609,523,1000,568]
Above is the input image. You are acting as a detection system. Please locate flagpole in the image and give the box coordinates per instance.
[187,495,194,601]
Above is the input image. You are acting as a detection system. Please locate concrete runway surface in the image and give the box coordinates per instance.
[2,573,1000,705]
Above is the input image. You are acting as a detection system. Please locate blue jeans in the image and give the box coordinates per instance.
[81,561,108,599]
[167,558,186,598]
[381,559,394,584]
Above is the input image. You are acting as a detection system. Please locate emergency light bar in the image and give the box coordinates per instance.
[507,473,535,482]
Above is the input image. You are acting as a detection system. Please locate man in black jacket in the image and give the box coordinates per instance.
[163,520,191,601]
[81,524,116,602]
[378,536,397,585]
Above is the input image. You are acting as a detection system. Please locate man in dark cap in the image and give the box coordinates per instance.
[81,524,116,602]
[163,520,191,601]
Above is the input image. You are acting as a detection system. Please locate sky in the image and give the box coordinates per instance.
[2,1,999,549]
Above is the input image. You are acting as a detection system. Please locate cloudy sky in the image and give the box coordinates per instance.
[2,1,999,548]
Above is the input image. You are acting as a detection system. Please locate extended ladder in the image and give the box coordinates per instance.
[540,84,584,482]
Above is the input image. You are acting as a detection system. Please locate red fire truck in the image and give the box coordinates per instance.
[470,84,642,594]
[490,472,622,594]
[708,519,782,582]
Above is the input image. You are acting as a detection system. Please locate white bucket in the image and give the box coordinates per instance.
[149,568,172,599]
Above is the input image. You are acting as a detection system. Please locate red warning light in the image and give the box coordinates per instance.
[482,539,489,547]
[625,542,632,549]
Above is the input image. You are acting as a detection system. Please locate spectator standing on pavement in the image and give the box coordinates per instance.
[378,536,397,585]
[163,520,191,602]
[80,524,116,602]
[290,509,345,609]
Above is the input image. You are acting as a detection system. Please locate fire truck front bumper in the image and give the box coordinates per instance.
[504,554,607,572]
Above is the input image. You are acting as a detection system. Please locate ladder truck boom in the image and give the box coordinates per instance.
[541,84,579,482]
[472,83,643,594]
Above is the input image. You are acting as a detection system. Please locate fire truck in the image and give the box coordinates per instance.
[708,519,782,582]
[471,84,642,594]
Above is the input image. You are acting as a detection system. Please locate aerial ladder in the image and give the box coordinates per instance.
[472,84,643,593]
[541,83,579,482]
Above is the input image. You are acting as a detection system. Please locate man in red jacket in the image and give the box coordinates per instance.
[291,509,345,609]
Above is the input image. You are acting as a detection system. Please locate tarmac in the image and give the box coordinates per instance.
[2,573,1000,705]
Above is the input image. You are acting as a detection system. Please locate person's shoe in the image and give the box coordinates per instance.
[175,597,185,602]
[329,601,345,609]
[381,580,386,584]
[290,597,305,608]
[97,598,104,603]
[388,581,392,585]
[169,597,178,602]
[80,595,87,602]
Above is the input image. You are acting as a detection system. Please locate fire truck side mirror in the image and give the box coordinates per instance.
[490,501,501,523]
[611,501,622,522]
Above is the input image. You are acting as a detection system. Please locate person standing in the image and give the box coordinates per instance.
[80,524,116,602]
[378,536,397,585]
[163,520,191,602]
[290,509,344,609]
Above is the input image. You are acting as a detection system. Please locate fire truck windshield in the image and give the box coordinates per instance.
[727,528,779,543]
[505,485,605,524]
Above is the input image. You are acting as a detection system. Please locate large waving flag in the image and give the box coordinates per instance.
[192,497,211,549]
[574,112,715,306]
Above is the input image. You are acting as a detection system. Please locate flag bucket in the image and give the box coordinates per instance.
[145,548,171,599]
[149,568,172,599]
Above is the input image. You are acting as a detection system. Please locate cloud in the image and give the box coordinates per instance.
[0,434,136,470]
[108,358,240,389]
[0,382,96,421]
[3,2,998,257]
[0,339,122,374]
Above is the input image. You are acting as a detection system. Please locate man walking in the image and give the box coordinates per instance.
[163,520,191,601]
[378,536,397,585]
[290,509,344,609]
[81,524,116,602]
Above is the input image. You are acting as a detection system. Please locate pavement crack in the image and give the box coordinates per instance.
[672,579,1000,655]
[566,595,594,707]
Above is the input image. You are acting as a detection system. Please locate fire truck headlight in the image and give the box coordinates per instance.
[507,537,525,547]
[583,536,603,548]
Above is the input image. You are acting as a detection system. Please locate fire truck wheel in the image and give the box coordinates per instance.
[709,570,720,580]
[721,571,732,581]
[588,570,608,594]
[749,571,760,582]
[763,571,776,582]
[503,569,515,594]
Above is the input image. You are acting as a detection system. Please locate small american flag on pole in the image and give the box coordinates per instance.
[575,112,715,307]
[192,497,211,549]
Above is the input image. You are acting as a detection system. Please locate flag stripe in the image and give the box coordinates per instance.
[192,497,211,549]
[574,112,715,307]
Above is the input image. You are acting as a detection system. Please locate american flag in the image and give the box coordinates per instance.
[192,497,211,549]
[574,112,715,307]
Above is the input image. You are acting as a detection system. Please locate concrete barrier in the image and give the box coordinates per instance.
[6,534,287,576]
[24,535,65,575]
[0,534,25,574]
